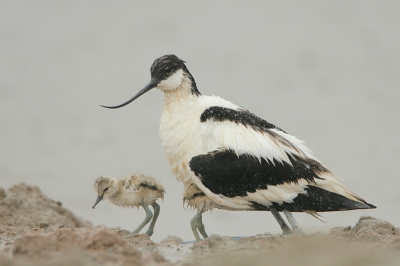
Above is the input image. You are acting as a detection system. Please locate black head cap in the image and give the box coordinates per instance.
[150,54,186,80]
[100,54,200,109]
[150,54,200,96]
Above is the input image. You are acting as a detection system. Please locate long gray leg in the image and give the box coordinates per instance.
[271,209,292,235]
[283,209,304,234]
[130,204,153,235]
[196,212,208,239]
[190,211,202,241]
[145,202,160,237]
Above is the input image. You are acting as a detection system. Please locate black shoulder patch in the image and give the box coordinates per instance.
[189,149,324,198]
[200,107,285,133]
[250,186,376,212]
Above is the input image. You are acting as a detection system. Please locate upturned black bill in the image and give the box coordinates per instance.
[101,79,159,109]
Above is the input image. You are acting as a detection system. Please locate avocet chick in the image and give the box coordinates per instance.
[92,174,165,236]
[183,182,214,240]
[183,182,293,241]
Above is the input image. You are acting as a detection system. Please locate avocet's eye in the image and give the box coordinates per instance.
[103,187,109,193]
[165,67,172,75]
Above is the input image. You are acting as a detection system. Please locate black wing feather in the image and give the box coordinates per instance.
[189,149,324,198]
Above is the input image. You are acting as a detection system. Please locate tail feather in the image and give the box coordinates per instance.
[304,211,326,222]
[263,186,376,212]
[299,186,376,212]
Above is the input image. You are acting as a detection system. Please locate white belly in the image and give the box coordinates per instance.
[159,101,204,183]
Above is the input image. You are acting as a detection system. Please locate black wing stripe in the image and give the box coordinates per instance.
[200,106,284,132]
[189,149,325,198]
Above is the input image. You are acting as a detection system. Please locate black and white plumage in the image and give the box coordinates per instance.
[102,54,376,239]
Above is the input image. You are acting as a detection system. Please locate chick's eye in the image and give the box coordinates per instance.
[103,187,109,193]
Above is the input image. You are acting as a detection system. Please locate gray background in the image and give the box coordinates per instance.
[1,1,399,241]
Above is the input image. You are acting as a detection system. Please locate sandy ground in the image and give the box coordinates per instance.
[1,183,399,266]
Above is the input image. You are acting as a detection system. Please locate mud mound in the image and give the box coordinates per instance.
[353,216,400,245]
[116,229,157,247]
[10,226,142,266]
[0,225,172,266]
[0,183,399,265]
[192,235,400,266]
[178,216,400,265]
[0,183,90,229]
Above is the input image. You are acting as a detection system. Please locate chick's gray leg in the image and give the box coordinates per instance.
[283,209,304,234]
[190,211,202,241]
[145,202,160,237]
[196,212,208,239]
[271,209,292,235]
[130,204,153,235]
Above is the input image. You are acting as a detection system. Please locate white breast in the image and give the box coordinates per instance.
[159,93,238,183]
[160,99,201,182]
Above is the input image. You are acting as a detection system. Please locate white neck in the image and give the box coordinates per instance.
[163,75,198,107]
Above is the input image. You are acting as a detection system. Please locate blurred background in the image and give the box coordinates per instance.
[1,1,399,242]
